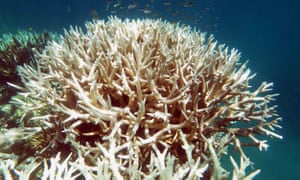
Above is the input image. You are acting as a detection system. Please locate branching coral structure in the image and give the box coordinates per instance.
[0,31,58,136]
[0,17,282,179]
[0,31,57,105]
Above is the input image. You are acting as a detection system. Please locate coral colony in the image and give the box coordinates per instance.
[0,31,55,105]
[0,17,282,179]
[0,31,58,138]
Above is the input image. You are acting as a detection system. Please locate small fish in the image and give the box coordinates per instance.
[143,9,152,14]
[106,0,113,11]
[113,0,121,8]
[195,14,202,20]
[202,7,211,13]
[113,3,121,8]
[163,1,171,6]
[152,12,159,16]
[183,1,195,7]
[90,8,99,20]
[128,3,137,9]
[139,7,152,14]
[172,11,179,15]
[66,5,71,12]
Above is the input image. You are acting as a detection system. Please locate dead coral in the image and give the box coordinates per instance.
[0,17,282,179]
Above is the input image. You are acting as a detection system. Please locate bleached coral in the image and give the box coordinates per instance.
[0,30,58,104]
[0,17,282,179]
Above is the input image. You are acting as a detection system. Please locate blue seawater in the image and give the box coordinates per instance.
[0,0,298,179]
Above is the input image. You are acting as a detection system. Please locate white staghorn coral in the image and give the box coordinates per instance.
[0,17,282,179]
